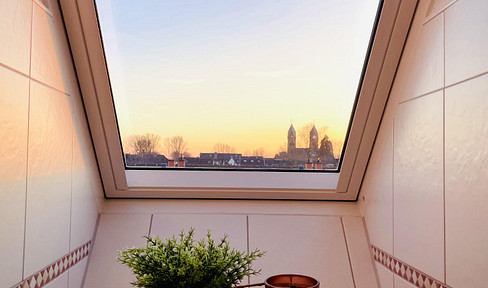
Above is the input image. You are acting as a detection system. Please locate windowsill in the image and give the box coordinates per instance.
[101,198,360,216]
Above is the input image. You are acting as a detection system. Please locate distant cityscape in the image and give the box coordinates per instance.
[125,124,339,170]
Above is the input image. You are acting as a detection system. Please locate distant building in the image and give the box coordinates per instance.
[184,153,243,167]
[263,158,295,169]
[125,154,168,167]
[286,124,320,161]
[200,153,242,166]
[185,154,267,168]
[241,156,265,168]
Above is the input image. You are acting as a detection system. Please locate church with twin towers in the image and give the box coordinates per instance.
[286,123,320,161]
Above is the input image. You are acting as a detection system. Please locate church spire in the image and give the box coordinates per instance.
[288,123,296,137]
[287,124,296,153]
[309,124,318,150]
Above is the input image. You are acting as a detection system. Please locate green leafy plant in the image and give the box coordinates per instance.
[118,228,264,288]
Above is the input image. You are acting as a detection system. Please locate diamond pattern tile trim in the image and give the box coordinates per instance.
[372,245,451,288]
[12,241,91,288]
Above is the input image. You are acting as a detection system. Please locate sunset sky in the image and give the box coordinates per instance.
[96,0,379,157]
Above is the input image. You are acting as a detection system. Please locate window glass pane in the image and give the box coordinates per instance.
[96,0,379,171]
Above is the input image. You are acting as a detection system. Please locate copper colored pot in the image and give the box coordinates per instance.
[264,274,319,288]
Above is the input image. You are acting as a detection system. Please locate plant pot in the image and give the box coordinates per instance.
[264,274,319,288]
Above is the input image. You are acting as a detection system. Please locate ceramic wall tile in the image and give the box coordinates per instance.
[376,262,394,288]
[342,217,378,288]
[362,117,394,254]
[45,0,81,96]
[84,214,151,288]
[150,214,247,252]
[248,215,354,288]
[24,81,73,277]
[395,275,418,288]
[43,272,68,288]
[393,92,444,281]
[445,0,488,85]
[0,0,32,74]
[70,90,100,249]
[391,1,444,103]
[0,67,29,287]
[31,4,65,92]
[426,0,457,18]
[445,74,488,288]
[68,258,87,288]
[71,88,104,212]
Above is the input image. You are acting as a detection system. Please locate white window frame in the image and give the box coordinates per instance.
[60,0,417,200]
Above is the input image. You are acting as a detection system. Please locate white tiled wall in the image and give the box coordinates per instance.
[359,0,488,287]
[44,274,69,288]
[394,7,444,102]
[0,0,32,74]
[393,91,444,281]
[394,276,417,288]
[24,81,73,277]
[150,214,248,252]
[444,74,488,288]
[84,214,151,288]
[84,201,376,288]
[362,118,393,254]
[249,215,354,288]
[0,0,103,287]
[376,263,394,288]
[68,258,88,288]
[444,0,488,85]
[0,62,29,288]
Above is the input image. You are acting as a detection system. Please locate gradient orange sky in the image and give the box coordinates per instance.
[97,0,379,157]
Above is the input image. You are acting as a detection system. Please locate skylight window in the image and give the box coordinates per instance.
[95,0,380,171]
[64,0,415,198]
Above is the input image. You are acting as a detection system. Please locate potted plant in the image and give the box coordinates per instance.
[118,228,264,288]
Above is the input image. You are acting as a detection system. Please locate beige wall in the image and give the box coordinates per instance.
[0,0,103,287]
[359,0,488,287]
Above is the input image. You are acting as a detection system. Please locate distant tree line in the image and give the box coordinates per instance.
[125,133,189,160]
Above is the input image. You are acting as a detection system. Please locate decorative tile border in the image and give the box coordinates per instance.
[372,245,451,288]
[12,241,92,288]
